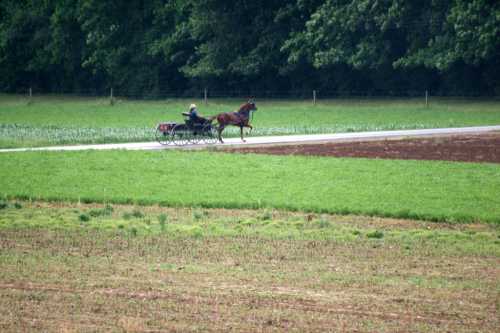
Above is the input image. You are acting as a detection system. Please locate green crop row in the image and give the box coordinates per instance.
[0,123,449,148]
[1,95,500,147]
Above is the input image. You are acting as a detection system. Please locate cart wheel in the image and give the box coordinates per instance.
[188,129,202,145]
[155,128,171,145]
[171,124,189,146]
[202,124,218,144]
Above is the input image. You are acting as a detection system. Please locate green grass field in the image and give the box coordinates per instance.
[1,94,500,147]
[1,150,499,224]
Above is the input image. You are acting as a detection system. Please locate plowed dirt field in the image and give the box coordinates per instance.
[225,133,500,163]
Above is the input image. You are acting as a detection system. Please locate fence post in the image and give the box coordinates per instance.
[204,88,208,105]
[28,87,33,105]
[110,87,114,106]
[313,90,317,105]
[425,90,429,108]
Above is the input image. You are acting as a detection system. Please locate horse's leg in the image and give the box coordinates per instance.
[218,125,225,143]
[240,126,246,142]
[246,124,253,134]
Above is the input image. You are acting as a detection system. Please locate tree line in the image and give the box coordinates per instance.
[1,0,498,96]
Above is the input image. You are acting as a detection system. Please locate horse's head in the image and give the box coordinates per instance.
[239,99,257,113]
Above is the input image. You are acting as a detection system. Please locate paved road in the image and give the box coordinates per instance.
[1,125,499,153]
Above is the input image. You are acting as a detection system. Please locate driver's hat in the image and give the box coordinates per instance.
[189,103,197,110]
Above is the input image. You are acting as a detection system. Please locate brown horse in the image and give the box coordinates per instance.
[212,100,257,143]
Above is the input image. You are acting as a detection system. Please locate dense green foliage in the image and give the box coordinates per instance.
[1,95,500,147]
[1,150,499,223]
[0,0,498,96]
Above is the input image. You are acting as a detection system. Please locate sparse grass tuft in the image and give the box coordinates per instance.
[88,204,113,217]
[259,210,273,221]
[192,209,207,221]
[131,209,144,219]
[158,213,168,230]
[123,208,144,220]
[315,218,331,229]
[158,213,168,224]
[366,230,384,239]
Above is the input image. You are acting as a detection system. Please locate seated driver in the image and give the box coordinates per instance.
[182,103,204,124]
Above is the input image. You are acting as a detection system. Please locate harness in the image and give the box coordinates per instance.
[234,110,250,126]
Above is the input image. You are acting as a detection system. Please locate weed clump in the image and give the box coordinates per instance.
[89,204,114,217]
[366,230,384,239]
[131,209,144,218]
[103,204,114,214]
[123,209,144,220]
[78,213,90,222]
[13,202,22,209]
[0,201,8,209]
[158,213,168,230]
[259,210,273,221]
[315,218,331,229]
[192,209,207,221]
[88,209,99,217]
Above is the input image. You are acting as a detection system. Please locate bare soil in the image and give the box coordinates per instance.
[225,133,500,163]
[1,203,499,332]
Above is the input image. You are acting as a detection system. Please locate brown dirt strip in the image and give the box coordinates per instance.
[0,283,481,326]
[2,223,498,332]
[223,133,500,163]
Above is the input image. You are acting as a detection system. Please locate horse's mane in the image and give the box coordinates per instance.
[237,101,254,113]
